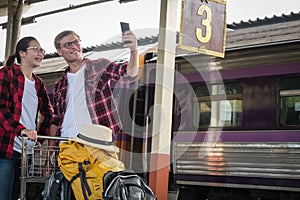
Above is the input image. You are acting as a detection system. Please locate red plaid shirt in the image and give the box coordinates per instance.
[52,58,132,139]
[0,64,53,158]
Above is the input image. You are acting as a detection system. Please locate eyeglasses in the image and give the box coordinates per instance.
[61,39,81,49]
[26,46,46,55]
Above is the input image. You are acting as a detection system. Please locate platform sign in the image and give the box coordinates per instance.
[179,0,227,58]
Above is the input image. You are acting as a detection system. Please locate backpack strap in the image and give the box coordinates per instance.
[48,171,65,200]
[70,162,92,200]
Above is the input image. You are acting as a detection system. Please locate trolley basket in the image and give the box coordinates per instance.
[20,135,68,200]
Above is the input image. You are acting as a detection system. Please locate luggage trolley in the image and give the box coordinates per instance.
[20,135,68,200]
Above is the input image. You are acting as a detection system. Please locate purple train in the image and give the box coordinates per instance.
[116,14,300,199]
[170,54,300,199]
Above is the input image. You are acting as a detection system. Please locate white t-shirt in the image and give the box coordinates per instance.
[61,65,92,138]
[14,77,38,154]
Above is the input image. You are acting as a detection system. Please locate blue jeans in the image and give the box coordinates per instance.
[0,151,20,200]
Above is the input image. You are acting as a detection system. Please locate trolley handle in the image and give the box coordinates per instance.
[36,135,69,142]
[21,135,69,141]
[21,135,69,148]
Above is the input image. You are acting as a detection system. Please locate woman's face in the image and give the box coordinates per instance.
[20,40,45,68]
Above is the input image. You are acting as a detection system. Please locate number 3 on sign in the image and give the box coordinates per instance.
[196,5,212,43]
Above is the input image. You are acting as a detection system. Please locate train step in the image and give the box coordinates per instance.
[168,189,179,200]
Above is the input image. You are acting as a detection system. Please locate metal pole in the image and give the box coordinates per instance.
[4,0,23,59]
[129,79,139,170]
[20,136,28,200]
[11,0,24,52]
[5,0,14,58]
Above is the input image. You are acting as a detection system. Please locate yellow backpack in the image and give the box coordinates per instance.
[57,140,125,200]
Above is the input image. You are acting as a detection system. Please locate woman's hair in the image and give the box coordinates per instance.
[5,36,38,67]
[54,30,80,49]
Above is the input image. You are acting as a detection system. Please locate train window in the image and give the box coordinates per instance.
[193,82,243,128]
[279,76,300,126]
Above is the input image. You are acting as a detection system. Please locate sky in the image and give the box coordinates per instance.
[0,0,300,61]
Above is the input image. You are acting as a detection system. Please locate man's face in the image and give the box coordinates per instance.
[57,34,83,63]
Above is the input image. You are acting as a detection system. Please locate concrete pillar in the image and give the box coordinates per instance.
[149,0,179,199]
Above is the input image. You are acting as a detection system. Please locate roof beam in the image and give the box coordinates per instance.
[5,0,24,58]
[1,0,125,28]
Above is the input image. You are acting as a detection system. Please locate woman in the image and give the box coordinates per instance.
[0,37,53,200]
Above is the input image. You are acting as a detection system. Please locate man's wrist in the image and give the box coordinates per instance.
[130,49,137,54]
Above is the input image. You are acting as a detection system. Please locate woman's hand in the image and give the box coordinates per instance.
[21,129,37,142]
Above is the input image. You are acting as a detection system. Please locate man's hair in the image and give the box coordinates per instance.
[54,30,80,49]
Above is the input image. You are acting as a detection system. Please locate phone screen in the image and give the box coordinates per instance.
[120,22,130,35]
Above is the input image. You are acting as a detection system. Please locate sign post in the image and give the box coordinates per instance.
[179,0,227,58]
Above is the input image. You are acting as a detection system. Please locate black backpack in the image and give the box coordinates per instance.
[42,170,75,200]
[102,170,157,200]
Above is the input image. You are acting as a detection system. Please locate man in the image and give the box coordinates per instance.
[50,30,138,139]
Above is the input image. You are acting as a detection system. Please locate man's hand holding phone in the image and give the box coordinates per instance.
[120,22,139,77]
[120,22,137,52]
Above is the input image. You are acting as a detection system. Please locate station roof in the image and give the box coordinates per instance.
[175,12,300,57]
[0,0,136,17]
[0,0,47,16]
[0,4,299,69]
[0,0,45,8]
[227,11,300,30]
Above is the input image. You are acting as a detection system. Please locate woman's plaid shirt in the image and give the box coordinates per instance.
[0,64,53,158]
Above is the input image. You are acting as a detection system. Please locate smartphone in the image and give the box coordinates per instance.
[120,22,130,35]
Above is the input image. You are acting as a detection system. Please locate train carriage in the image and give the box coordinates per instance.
[127,13,300,199]
[166,14,300,199]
